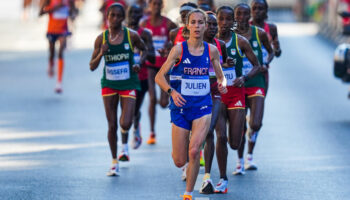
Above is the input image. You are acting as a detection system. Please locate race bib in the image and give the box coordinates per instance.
[181,75,210,96]
[242,57,253,76]
[262,46,268,64]
[53,6,69,19]
[153,36,167,56]
[223,67,236,86]
[106,61,130,81]
[134,53,141,64]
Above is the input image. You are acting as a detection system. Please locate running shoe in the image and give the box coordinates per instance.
[214,178,228,194]
[55,82,62,94]
[181,163,188,181]
[199,178,214,194]
[118,150,130,162]
[146,132,156,145]
[132,124,142,149]
[232,162,245,175]
[48,65,54,78]
[245,155,258,170]
[106,163,120,176]
[199,150,205,167]
[182,195,192,200]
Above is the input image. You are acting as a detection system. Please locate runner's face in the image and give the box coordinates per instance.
[128,6,143,25]
[205,14,218,39]
[187,12,207,39]
[108,7,125,29]
[150,0,162,15]
[251,1,266,21]
[234,6,250,26]
[180,10,190,24]
[217,9,234,34]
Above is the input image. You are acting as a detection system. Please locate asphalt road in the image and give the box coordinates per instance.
[0,2,350,200]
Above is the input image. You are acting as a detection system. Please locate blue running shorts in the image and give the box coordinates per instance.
[170,105,212,130]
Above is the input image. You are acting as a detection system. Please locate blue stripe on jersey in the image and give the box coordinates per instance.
[169,41,212,109]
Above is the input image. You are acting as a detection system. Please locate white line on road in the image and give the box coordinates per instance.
[195,198,209,200]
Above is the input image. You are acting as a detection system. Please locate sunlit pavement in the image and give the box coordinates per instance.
[1,1,350,200]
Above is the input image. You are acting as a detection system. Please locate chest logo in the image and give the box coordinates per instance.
[253,41,258,48]
[183,58,191,64]
[231,49,236,56]
[124,43,130,50]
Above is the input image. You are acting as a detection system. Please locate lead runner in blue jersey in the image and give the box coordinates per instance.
[155,9,228,200]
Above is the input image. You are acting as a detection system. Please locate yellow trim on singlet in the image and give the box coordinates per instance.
[103,30,106,45]
[126,28,133,51]
[235,33,243,58]
[255,27,261,49]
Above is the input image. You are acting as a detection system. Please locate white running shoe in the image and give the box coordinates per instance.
[232,162,245,175]
[55,82,62,94]
[181,163,188,181]
[214,178,228,194]
[106,163,120,176]
[199,178,214,194]
[245,155,258,170]
[118,149,130,162]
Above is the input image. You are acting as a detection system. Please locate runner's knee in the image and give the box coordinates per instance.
[249,121,262,132]
[216,134,227,145]
[188,146,200,160]
[172,155,187,168]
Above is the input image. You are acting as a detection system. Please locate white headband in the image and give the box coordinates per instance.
[180,6,195,13]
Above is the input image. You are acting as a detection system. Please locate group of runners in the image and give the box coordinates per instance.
[40,0,281,199]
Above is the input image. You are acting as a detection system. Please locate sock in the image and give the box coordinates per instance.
[112,159,118,164]
[247,153,253,160]
[121,129,129,144]
[122,144,128,152]
[239,158,244,165]
[184,191,193,196]
[57,58,64,83]
[203,173,210,181]
[220,175,228,181]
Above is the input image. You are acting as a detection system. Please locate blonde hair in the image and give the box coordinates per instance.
[182,9,208,37]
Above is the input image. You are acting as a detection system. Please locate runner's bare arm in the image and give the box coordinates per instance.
[258,28,274,64]
[239,35,261,80]
[89,34,106,71]
[130,30,147,66]
[209,44,227,94]
[155,45,186,107]
[269,23,281,57]
[142,29,156,64]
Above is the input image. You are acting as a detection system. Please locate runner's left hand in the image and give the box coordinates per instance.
[132,64,141,73]
[226,57,235,67]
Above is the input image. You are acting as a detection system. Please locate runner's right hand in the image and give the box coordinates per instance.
[171,90,186,107]
[226,57,235,67]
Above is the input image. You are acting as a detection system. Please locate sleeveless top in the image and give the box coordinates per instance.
[47,0,69,34]
[174,27,186,45]
[134,27,148,81]
[169,41,212,109]
[144,16,169,68]
[225,33,244,87]
[101,28,141,90]
[242,26,265,88]
[208,38,223,79]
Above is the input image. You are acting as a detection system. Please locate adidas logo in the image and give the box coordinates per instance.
[129,90,136,96]
[256,89,263,95]
[183,58,191,64]
[234,100,243,107]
